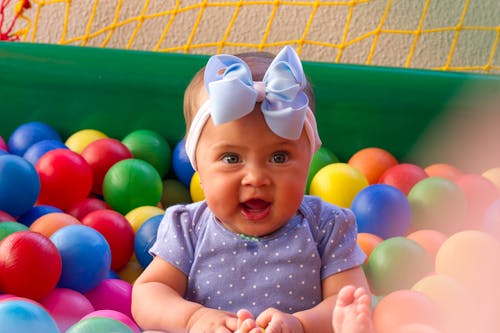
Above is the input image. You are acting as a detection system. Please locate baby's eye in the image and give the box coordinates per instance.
[221,153,241,164]
[270,151,289,164]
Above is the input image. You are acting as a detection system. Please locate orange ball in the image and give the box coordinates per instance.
[348,147,398,184]
[424,163,462,181]
[406,229,447,263]
[29,212,81,238]
[357,232,383,263]
[373,289,444,333]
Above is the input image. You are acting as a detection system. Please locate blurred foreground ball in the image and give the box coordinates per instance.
[0,155,40,217]
[310,163,368,208]
[103,158,162,214]
[67,316,134,333]
[352,184,411,239]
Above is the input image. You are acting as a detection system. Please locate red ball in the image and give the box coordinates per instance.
[66,197,112,221]
[81,209,135,272]
[81,138,133,195]
[36,149,93,210]
[0,230,62,300]
[379,163,428,195]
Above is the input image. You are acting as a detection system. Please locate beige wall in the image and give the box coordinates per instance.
[8,0,500,73]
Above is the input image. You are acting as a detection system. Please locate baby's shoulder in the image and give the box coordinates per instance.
[300,195,356,228]
[164,200,213,227]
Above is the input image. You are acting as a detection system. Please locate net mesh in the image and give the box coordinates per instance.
[3,0,500,73]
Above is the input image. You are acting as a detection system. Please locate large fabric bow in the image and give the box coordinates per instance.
[204,45,309,140]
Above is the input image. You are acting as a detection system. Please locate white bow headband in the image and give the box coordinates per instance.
[185,46,322,170]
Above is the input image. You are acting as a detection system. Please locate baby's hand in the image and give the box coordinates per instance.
[187,307,238,332]
[237,308,303,333]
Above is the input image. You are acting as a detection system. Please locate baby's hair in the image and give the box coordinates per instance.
[183,50,316,137]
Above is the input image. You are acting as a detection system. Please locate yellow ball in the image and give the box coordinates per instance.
[190,171,205,202]
[65,129,108,153]
[482,167,500,192]
[310,162,368,208]
[125,205,165,232]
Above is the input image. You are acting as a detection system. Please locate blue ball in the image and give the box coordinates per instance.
[7,121,62,156]
[351,184,411,239]
[17,204,63,227]
[50,225,111,293]
[134,214,162,268]
[23,139,68,165]
[172,138,195,188]
[0,150,8,156]
[0,155,41,217]
[0,300,59,333]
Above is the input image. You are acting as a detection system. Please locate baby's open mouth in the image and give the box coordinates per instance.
[240,198,271,220]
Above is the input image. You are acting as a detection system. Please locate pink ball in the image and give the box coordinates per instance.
[36,149,93,210]
[82,309,141,333]
[84,278,133,319]
[379,163,428,195]
[40,288,95,332]
[0,210,15,222]
[0,136,6,151]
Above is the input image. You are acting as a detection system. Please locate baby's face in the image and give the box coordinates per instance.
[195,106,311,237]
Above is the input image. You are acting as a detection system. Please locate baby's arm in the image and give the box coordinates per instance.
[132,256,238,332]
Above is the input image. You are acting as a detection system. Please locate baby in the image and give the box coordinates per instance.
[132,46,374,333]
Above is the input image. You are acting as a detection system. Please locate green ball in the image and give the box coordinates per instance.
[306,146,339,194]
[66,317,133,333]
[103,159,163,214]
[122,129,171,178]
[0,222,28,241]
[408,176,467,235]
[365,237,433,296]
[161,178,192,208]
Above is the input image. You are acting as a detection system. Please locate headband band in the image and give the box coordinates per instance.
[185,46,322,170]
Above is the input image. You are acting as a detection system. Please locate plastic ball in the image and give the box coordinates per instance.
[356,232,383,264]
[7,121,62,156]
[386,323,443,333]
[172,138,195,188]
[50,225,111,293]
[84,278,133,319]
[122,129,171,178]
[190,171,205,202]
[0,230,62,300]
[40,288,95,332]
[17,204,63,227]
[67,316,134,333]
[65,129,108,154]
[454,173,499,230]
[0,149,8,156]
[66,197,112,221]
[117,255,144,284]
[161,178,192,208]
[424,163,462,181]
[310,163,369,208]
[81,138,133,195]
[23,139,68,165]
[82,310,141,333]
[125,205,164,233]
[482,167,500,192]
[0,155,41,217]
[351,184,411,239]
[408,176,467,235]
[307,146,339,193]
[379,163,428,195]
[0,136,6,151]
[0,221,28,241]
[0,300,60,333]
[30,212,81,238]
[81,209,135,272]
[103,158,163,214]
[348,147,398,185]
[365,237,433,295]
[35,148,93,210]
[0,210,15,222]
[482,198,500,239]
[406,229,447,263]
[134,214,162,268]
[372,289,443,333]
[412,274,471,333]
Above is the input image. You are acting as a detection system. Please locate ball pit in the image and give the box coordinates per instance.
[0,299,60,333]
[50,225,111,293]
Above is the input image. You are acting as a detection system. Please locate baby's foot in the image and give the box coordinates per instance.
[333,285,374,333]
